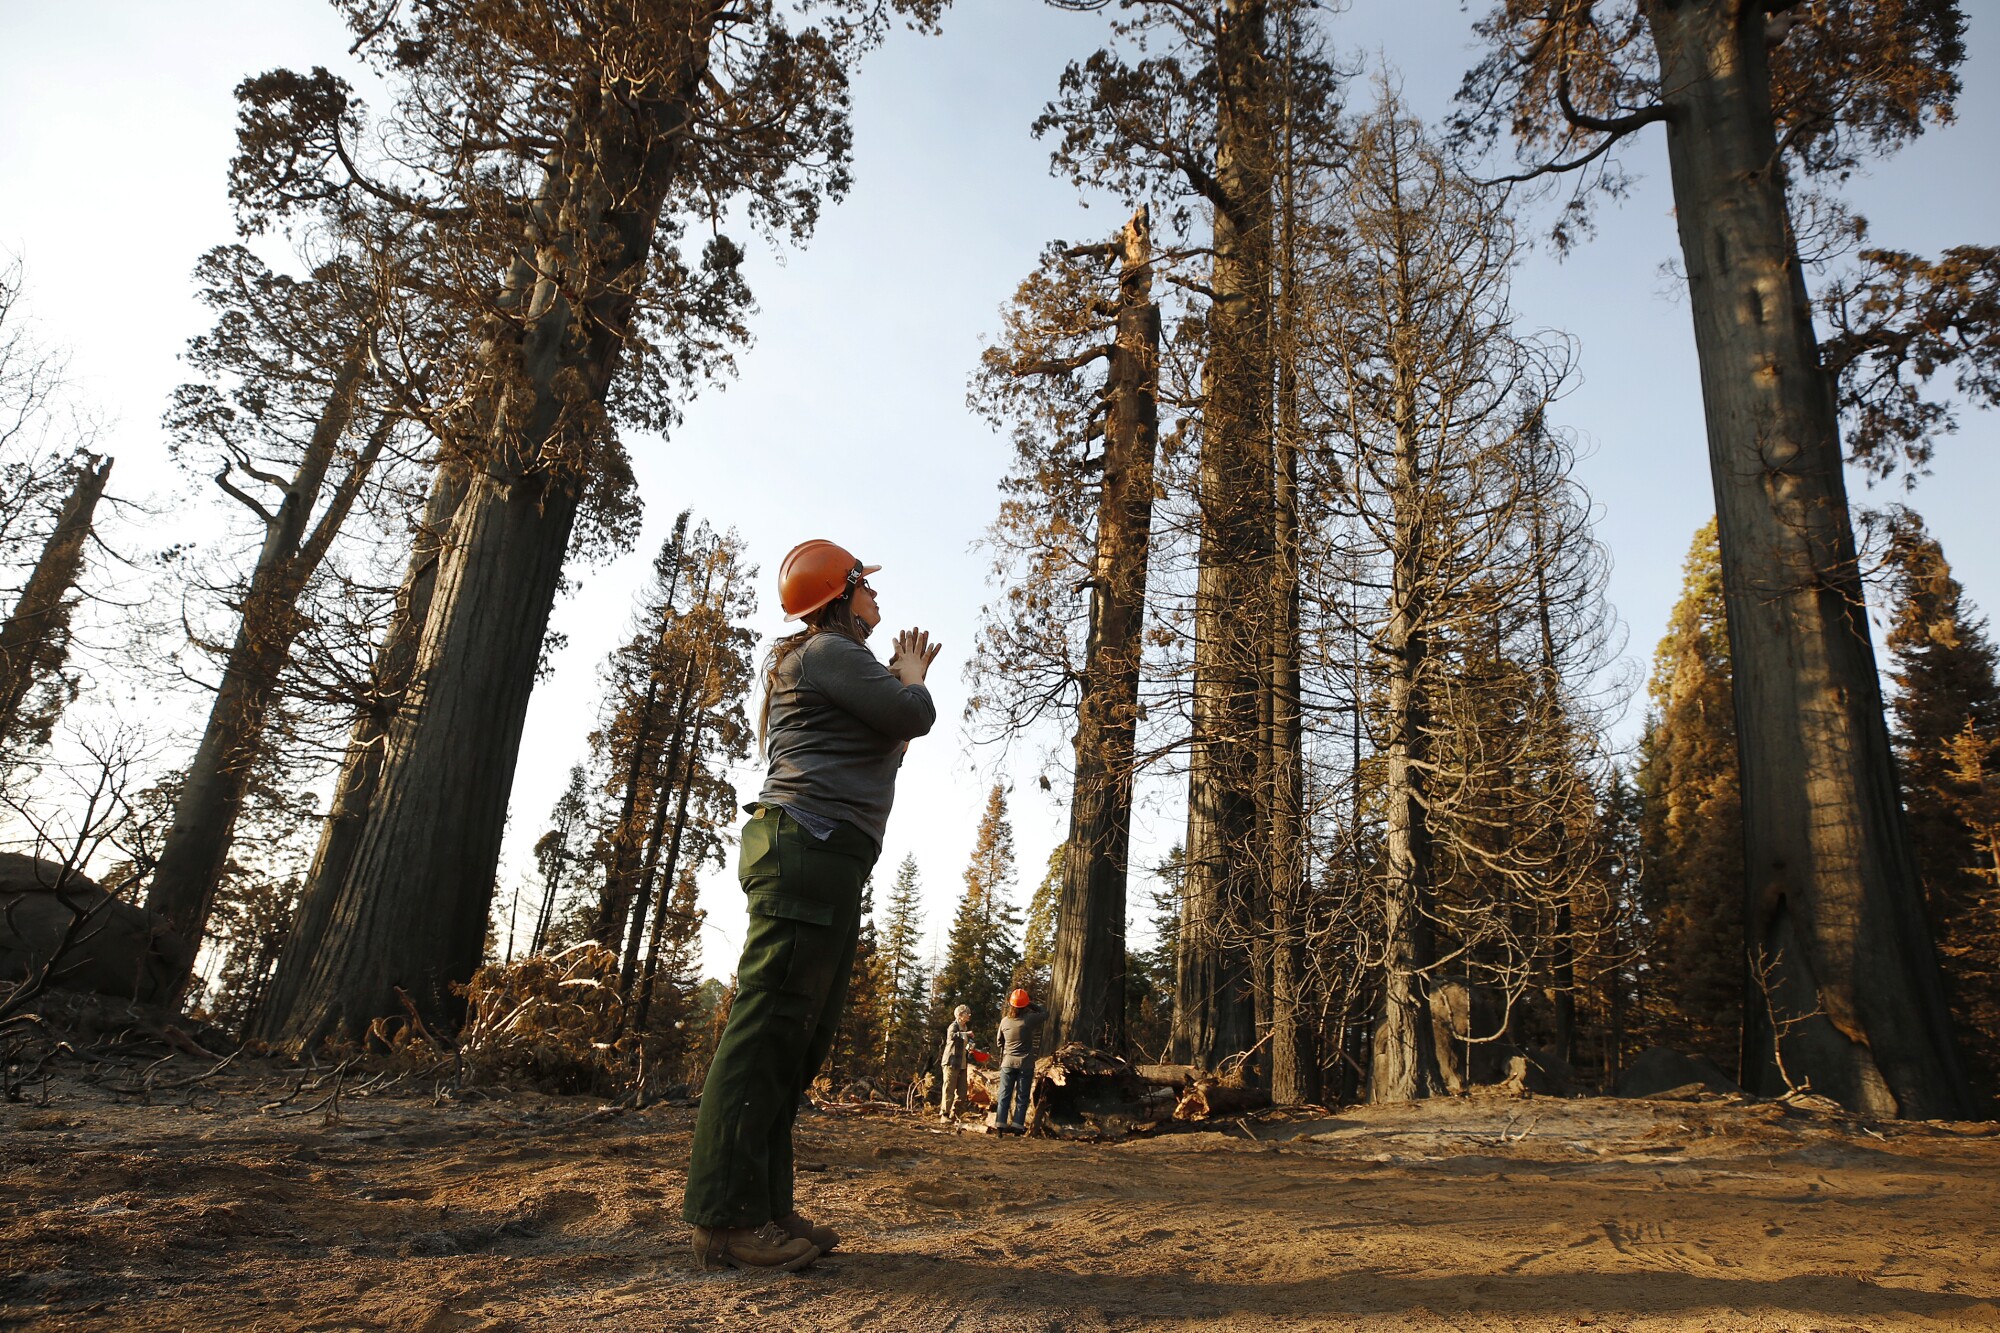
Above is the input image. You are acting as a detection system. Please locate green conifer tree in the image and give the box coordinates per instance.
[877,854,931,1085]
[936,784,1023,1035]
[1016,843,1062,997]
[1881,508,2000,1112]
[828,874,884,1089]
[1636,520,1744,1071]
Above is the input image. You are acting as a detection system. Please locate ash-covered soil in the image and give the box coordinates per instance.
[3,1062,1997,1331]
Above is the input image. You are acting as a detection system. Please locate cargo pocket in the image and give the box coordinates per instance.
[737,809,781,889]
[742,891,840,1000]
[745,892,834,928]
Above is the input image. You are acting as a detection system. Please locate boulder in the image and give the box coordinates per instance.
[1502,1046,1576,1097]
[1615,1045,1740,1099]
[1428,976,1514,1093]
[0,852,190,1004]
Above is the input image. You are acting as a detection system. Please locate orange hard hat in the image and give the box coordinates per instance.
[778,539,880,621]
[1010,988,1031,1009]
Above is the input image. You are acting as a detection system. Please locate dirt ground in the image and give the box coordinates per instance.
[3,1061,1998,1333]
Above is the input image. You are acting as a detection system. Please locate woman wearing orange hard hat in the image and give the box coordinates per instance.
[993,986,1047,1135]
[683,538,941,1272]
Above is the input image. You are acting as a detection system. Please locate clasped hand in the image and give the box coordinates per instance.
[888,628,942,685]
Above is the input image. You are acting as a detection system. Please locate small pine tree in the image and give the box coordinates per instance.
[530,763,592,955]
[1016,843,1061,997]
[1881,507,2000,1112]
[935,784,1023,1036]
[1635,520,1744,1071]
[877,855,931,1085]
[1126,842,1184,1064]
[828,874,884,1089]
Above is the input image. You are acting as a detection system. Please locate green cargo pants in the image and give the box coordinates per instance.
[682,806,875,1229]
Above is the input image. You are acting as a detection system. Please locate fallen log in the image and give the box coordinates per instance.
[1173,1073,1272,1121]
[1134,1063,1198,1087]
[1023,1042,1156,1139]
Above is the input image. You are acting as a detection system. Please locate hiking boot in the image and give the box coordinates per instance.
[779,1209,840,1254]
[690,1222,819,1272]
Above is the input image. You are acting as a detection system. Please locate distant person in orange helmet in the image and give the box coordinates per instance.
[683,539,941,1271]
[992,987,1047,1135]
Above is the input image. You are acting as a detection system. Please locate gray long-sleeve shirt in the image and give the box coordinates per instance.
[756,630,935,851]
[995,1006,1047,1070]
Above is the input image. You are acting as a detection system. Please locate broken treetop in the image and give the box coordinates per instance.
[756,630,935,852]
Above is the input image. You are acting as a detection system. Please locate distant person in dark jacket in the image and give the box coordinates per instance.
[938,1004,985,1122]
[683,540,940,1272]
[993,987,1047,1134]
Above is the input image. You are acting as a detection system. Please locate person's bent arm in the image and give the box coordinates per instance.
[810,632,937,740]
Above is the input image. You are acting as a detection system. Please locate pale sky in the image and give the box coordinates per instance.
[3,0,1996,981]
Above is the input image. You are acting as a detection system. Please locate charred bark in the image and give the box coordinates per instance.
[1267,54,1313,1104]
[1174,0,1272,1074]
[146,351,384,962]
[1371,389,1448,1102]
[265,61,706,1044]
[1050,206,1159,1056]
[249,458,468,1043]
[1644,0,1969,1117]
[0,454,111,748]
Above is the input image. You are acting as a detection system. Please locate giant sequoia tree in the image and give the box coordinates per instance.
[144,237,432,973]
[247,0,945,1045]
[1037,0,1341,1076]
[970,208,1160,1055]
[1461,0,1973,1115]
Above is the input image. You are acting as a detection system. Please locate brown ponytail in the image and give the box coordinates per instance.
[757,593,871,753]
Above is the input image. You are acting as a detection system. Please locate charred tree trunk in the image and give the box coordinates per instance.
[0,454,111,747]
[147,353,385,964]
[593,668,666,947]
[1174,0,1273,1074]
[1371,389,1447,1102]
[1267,46,1314,1104]
[621,654,704,993]
[250,458,468,1042]
[632,707,708,1033]
[1051,206,1159,1056]
[1644,0,1969,1117]
[1266,371,1312,1102]
[265,66,704,1044]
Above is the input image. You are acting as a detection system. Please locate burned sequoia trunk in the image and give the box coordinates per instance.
[250,459,467,1043]
[1174,0,1273,1076]
[1644,0,1969,1117]
[146,354,386,968]
[1050,206,1160,1056]
[265,73,704,1046]
[0,454,111,750]
[1370,377,1448,1103]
